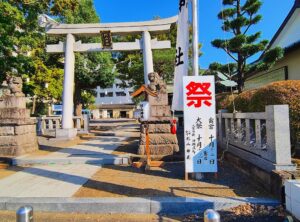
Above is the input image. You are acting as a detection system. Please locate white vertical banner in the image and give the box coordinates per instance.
[183,76,217,173]
[191,0,199,76]
[172,0,190,111]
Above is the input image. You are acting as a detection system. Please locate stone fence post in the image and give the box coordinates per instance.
[36,117,45,136]
[83,114,90,133]
[266,105,294,170]
[217,109,228,142]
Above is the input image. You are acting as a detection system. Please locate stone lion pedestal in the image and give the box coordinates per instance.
[0,77,38,157]
[132,72,179,156]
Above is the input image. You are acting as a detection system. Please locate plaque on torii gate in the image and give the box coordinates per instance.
[39,15,177,139]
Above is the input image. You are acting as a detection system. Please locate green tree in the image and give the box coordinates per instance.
[0,1,70,115]
[0,0,50,83]
[211,0,283,93]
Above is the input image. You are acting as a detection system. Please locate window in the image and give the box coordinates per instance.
[100,92,113,97]
[116,91,126,97]
[107,92,113,97]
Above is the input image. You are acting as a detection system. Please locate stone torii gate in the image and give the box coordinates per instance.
[40,15,177,139]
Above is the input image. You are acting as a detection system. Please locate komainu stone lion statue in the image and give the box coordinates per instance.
[148,72,167,94]
[0,76,24,97]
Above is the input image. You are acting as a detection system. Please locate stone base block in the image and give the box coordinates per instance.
[55,128,77,140]
[0,97,39,157]
[140,133,178,145]
[0,133,38,157]
[141,124,171,134]
[0,118,35,125]
[138,144,179,155]
[148,93,168,106]
[150,106,171,118]
[14,125,36,135]
[0,126,14,136]
[0,108,30,119]
[0,96,26,109]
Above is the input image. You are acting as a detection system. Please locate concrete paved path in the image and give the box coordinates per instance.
[0,135,128,197]
[13,136,129,165]
[0,164,99,197]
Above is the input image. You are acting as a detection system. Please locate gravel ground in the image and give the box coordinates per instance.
[75,121,272,198]
[0,212,178,222]
[180,204,299,222]
[74,161,271,198]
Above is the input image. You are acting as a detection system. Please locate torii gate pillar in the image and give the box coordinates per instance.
[142,31,154,85]
[56,33,77,139]
[62,34,75,129]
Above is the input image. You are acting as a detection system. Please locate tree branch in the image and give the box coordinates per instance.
[223,48,238,62]
[243,15,253,34]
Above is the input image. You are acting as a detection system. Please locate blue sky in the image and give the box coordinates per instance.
[94,0,295,69]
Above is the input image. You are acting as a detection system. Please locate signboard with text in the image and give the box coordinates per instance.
[183,76,217,173]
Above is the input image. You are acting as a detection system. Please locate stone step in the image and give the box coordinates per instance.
[0,197,280,215]
[12,156,130,166]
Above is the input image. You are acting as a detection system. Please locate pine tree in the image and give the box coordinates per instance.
[211,0,283,93]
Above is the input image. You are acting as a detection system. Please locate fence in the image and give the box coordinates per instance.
[36,115,89,137]
[217,105,296,172]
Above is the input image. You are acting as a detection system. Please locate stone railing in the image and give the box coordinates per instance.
[217,105,296,172]
[36,115,89,136]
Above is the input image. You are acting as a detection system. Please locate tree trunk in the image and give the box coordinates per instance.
[74,83,82,117]
[236,0,244,93]
[31,95,36,115]
[237,55,244,93]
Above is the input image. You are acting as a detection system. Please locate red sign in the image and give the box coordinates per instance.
[186,81,212,108]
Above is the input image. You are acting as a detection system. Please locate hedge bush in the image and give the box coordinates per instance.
[216,92,237,111]
[222,80,300,151]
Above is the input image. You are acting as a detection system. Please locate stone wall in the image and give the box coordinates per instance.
[224,151,295,200]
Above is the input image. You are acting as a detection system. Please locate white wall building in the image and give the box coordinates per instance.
[245,0,300,90]
[92,79,135,119]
